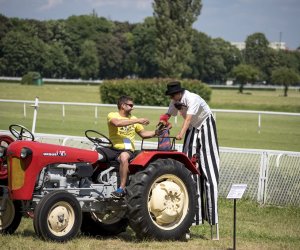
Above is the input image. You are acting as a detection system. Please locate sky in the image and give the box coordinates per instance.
[1,0,299,50]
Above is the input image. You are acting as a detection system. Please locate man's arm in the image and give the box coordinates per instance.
[176,114,193,140]
[137,129,156,139]
[110,118,149,127]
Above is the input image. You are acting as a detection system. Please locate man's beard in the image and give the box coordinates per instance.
[125,110,131,116]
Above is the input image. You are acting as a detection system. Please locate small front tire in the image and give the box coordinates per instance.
[34,191,82,242]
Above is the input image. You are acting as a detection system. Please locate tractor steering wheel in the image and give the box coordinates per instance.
[9,124,35,141]
[85,130,113,148]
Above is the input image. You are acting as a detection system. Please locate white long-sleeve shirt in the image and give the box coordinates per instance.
[167,90,212,129]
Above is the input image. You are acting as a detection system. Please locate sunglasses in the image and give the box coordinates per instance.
[125,103,134,108]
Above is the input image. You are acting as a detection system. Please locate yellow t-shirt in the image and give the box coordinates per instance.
[107,112,144,151]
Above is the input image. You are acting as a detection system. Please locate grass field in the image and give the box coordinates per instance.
[1,198,300,250]
[210,88,300,113]
[1,83,300,248]
[1,83,299,151]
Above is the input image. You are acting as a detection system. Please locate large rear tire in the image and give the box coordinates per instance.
[33,191,82,242]
[126,158,197,240]
[0,198,22,234]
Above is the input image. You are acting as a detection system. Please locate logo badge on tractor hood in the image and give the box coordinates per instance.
[42,150,67,157]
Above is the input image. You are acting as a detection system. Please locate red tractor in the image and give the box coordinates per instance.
[0,124,199,242]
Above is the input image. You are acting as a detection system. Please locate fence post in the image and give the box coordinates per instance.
[62,104,65,119]
[95,106,98,124]
[257,151,268,204]
[23,103,26,118]
[31,97,39,134]
[258,113,261,133]
[262,152,270,204]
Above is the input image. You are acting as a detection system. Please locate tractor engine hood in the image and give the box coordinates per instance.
[6,140,100,200]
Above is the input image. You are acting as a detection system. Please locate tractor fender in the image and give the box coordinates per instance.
[0,135,14,144]
[0,135,14,180]
[129,151,200,175]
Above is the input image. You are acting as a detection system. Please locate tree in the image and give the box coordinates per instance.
[119,32,138,77]
[277,50,300,73]
[271,67,300,97]
[43,42,70,78]
[65,15,115,78]
[1,30,47,76]
[114,21,137,78]
[244,32,276,83]
[188,30,210,80]
[245,33,269,65]
[77,40,99,79]
[206,38,242,83]
[96,33,124,79]
[232,64,261,93]
[132,17,159,78]
[0,14,13,46]
[153,0,202,77]
[188,32,242,83]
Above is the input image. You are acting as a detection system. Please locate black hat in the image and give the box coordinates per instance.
[165,81,185,95]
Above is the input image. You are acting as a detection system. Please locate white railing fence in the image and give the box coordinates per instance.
[1,98,300,206]
[218,148,300,206]
[1,99,300,133]
[1,130,299,207]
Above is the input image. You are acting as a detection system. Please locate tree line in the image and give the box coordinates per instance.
[0,0,299,93]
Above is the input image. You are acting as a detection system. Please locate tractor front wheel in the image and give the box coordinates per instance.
[33,191,82,242]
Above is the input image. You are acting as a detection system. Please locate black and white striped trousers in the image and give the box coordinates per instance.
[183,114,220,225]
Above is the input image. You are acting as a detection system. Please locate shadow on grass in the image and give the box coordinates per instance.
[79,227,209,244]
[13,219,210,244]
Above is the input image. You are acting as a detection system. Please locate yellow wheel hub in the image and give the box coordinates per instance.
[148,174,189,230]
[47,201,75,236]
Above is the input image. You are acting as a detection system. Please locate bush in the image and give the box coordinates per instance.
[100,78,211,106]
[21,72,42,85]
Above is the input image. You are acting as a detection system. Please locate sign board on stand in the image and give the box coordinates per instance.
[227,184,247,250]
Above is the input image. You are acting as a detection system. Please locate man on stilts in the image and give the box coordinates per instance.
[164,81,220,237]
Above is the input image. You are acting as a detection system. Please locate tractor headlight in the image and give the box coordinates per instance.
[20,147,32,159]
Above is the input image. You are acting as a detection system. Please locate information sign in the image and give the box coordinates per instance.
[227,184,247,199]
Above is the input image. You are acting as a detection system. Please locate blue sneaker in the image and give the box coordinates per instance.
[111,188,126,198]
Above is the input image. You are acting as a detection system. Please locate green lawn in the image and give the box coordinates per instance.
[1,198,300,249]
[210,88,300,112]
[1,83,300,152]
[1,83,300,248]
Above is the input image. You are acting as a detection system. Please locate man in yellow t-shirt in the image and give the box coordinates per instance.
[108,95,156,198]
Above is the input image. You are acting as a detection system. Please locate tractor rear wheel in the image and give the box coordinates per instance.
[33,191,82,242]
[126,158,197,240]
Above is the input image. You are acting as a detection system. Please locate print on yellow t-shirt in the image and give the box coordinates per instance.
[107,112,144,151]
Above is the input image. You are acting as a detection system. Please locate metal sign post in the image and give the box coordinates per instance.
[227,184,247,250]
